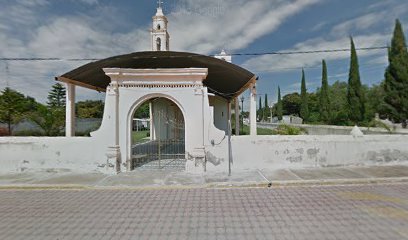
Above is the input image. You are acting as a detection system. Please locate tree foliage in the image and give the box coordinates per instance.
[258,96,263,121]
[29,105,65,136]
[263,94,269,120]
[300,69,309,121]
[276,87,283,121]
[29,84,68,136]
[347,37,366,123]
[134,102,150,119]
[319,60,331,123]
[47,83,66,108]
[327,81,349,125]
[383,19,408,128]
[76,100,104,118]
[282,93,301,116]
[0,88,37,135]
[366,83,386,120]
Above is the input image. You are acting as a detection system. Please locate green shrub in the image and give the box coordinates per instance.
[13,130,45,136]
[274,124,307,135]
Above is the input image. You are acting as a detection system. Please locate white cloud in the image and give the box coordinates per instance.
[244,35,389,77]
[0,0,322,102]
[242,0,408,76]
[331,13,386,37]
[0,2,149,102]
[243,34,389,73]
[0,0,48,28]
[76,0,99,5]
[169,0,322,53]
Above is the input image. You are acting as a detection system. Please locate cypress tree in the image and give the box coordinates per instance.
[277,87,283,121]
[320,60,331,123]
[300,69,309,121]
[384,19,408,128]
[264,94,269,121]
[347,37,365,123]
[258,96,263,121]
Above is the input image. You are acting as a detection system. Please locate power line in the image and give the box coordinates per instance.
[0,46,389,61]
[230,46,388,56]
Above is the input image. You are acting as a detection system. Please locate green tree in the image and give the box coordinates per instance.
[258,96,263,121]
[329,81,349,126]
[0,88,35,135]
[264,94,269,120]
[30,84,68,136]
[300,69,309,122]
[383,19,408,128]
[319,60,331,123]
[29,105,65,136]
[47,83,66,108]
[282,93,301,116]
[276,87,283,121]
[347,37,365,123]
[134,102,150,119]
[77,100,104,118]
[366,83,386,120]
[307,92,321,123]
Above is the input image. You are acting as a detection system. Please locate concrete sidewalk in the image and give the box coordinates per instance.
[0,165,407,189]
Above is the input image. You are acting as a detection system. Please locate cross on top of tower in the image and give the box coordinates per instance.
[157,0,163,9]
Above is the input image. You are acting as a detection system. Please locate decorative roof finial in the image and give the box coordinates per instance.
[157,0,163,9]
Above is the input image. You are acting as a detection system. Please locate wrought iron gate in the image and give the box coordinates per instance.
[131,107,186,170]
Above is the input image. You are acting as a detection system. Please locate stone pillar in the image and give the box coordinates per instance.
[65,83,76,137]
[235,97,240,136]
[250,83,257,136]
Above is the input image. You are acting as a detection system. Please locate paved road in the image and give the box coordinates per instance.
[0,183,407,240]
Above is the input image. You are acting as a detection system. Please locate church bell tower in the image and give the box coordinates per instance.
[151,1,170,51]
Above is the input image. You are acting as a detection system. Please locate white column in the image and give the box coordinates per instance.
[250,83,257,136]
[112,82,121,173]
[149,101,154,140]
[65,83,76,137]
[235,97,240,136]
[227,101,232,176]
[104,84,121,173]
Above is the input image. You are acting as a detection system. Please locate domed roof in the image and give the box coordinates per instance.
[57,51,256,100]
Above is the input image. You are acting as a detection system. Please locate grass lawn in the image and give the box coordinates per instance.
[132,130,150,143]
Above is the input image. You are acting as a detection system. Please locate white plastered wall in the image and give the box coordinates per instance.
[209,96,228,133]
[0,68,228,174]
[204,135,408,173]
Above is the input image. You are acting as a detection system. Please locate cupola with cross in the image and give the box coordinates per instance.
[151,1,170,51]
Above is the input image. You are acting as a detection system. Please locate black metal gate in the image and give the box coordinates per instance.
[131,104,186,170]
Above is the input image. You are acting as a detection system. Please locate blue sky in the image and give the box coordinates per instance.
[0,0,407,107]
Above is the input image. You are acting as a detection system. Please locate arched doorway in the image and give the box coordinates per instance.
[130,97,186,170]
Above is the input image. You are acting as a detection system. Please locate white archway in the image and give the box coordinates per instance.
[126,93,187,170]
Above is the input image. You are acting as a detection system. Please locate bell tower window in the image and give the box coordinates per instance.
[156,38,162,51]
[157,24,161,30]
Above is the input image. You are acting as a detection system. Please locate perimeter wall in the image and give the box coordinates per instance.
[1,135,408,174]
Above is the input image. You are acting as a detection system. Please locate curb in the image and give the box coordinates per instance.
[1,177,408,190]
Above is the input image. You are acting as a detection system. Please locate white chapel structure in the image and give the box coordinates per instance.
[52,4,258,173]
